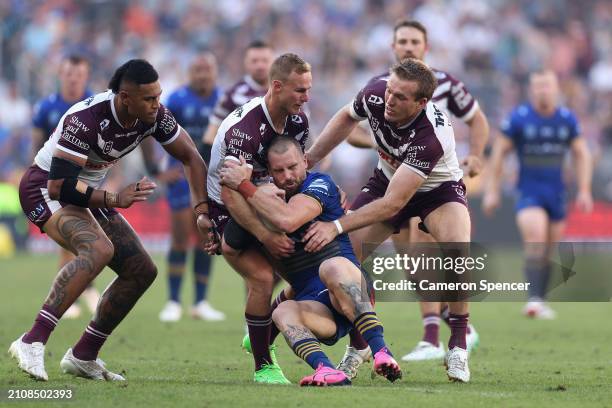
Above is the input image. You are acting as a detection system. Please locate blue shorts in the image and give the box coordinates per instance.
[515,185,566,221]
[293,276,353,346]
[166,176,191,211]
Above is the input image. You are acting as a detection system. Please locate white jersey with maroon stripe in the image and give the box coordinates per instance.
[349,75,462,192]
[207,96,309,204]
[34,90,181,188]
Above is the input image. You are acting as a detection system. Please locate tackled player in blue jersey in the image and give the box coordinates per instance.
[156,53,225,322]
[483,70,593,319]
[219,136,401,386]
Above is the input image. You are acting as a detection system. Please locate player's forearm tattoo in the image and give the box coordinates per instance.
[283,324,315,345]
[94,214,157,332]
[339,282,373,317]
[45,215,101,310]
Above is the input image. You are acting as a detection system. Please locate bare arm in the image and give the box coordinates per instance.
[481,134,514,217]
[346,123,376,149]
[47,149,154,208]
[306,105,360,167]
[247,185,322,233]
[570,137,593,212]
[461,108,490,177]
[303,165,424,252]
[162,129,208,208]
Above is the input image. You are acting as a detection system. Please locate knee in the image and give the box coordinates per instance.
[272,300,297,326]
[93,239,115,266]
[319,260,344,289]
[247,273,275,296]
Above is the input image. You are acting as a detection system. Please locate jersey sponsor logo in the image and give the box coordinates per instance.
[231,128,252,141]
[99,119,110,131]
[307,179,330,193]
[61,130,90,150]
[115,131,138,138]
[259,123,266,135]
[433,105,447,127]
[234,106,244,118]
[367,94,384,105]
[378,149,401,169]
[84,95,95,106]
[404,156,430,170]
[70,116,90,133]
[27,202,46,222]
[450,82,473,110]
[159,109,177,135]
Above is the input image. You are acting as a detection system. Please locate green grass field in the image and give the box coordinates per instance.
[1,252,611,407]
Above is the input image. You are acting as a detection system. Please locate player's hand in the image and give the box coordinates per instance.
[303,221,338,252]
[261,231,295,258]
[220,156,252,190]
[115,177,157,208]
[338,188,349,212]
[575,190,593,213]
[197,214,221,255]
[155,167,183,184]
[461,155,483,178]
[481,191,500,218]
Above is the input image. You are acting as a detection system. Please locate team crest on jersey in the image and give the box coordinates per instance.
[260,123,266,135]
[371,117,379,132]
[100,119,110,131]
[291,115,303,124]
[367,95,384,105]
[102,140,114,155]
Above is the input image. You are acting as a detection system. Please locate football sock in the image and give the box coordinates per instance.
[167,250,187,302]
[73,321,110,361]
[422,313,440,346]
[23,305,59,345]
[292,338,334,370]
[525,257,550,300]
[348,329,370,350]
[448,313,469,350]
[245,312,273,370]
[269,291,288,345]
[193,248,211,303]
[441,304,471,334]
[353,312,389,355]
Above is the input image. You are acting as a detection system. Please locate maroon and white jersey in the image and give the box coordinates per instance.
[208,96,309,204]
[349,76,462,191]
[210,75,267,125]
[34,90,181,188]
[368,68,479,123]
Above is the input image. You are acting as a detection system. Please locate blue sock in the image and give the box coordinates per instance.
[525,257,550,300]
[167,250,187,302]
[193,248,211,303]
[354,312,389,355]
[292,338,334,370]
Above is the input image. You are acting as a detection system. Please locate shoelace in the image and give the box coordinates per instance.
[447,354,465,370]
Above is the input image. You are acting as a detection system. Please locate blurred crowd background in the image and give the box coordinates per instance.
[0,0,611,251]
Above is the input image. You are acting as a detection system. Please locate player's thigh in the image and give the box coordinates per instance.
[222,240,274,284]
[297,300,337,340]
[169,207,194,249]
[349,222,394,262]
[43,205,114,262]
[97,212,157,281]
[424,202,471,242]
[319,257,362,285]
[516,207,549,243]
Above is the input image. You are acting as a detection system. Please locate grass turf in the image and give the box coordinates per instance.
[1,252,610,407]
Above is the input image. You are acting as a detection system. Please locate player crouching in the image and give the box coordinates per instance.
[219,136,401,386]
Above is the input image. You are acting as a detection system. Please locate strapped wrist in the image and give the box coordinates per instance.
[237,180,257,199]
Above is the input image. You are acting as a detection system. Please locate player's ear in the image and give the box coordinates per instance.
[272,79,283,93]
[118,89,130,106]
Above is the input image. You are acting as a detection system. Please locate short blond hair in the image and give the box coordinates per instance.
[269,53,311,82]
[391,58,437,101]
